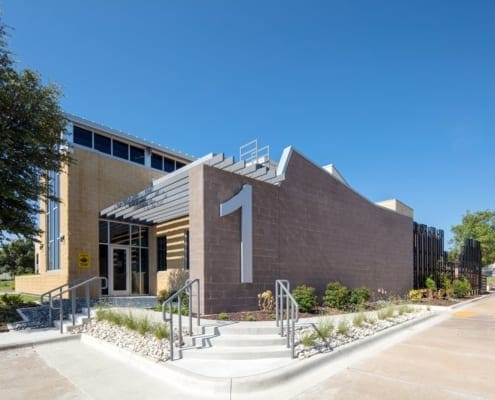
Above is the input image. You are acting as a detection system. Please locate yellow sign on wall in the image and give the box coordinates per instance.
[78,253,90,268]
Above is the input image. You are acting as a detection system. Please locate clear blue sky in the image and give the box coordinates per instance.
[3,1,494,247]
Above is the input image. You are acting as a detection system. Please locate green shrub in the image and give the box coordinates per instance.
[246,313,255,321]
[218,312,229,320]
[157,289,170,304]
[322,282,349,309]
[453,277,471,298]
[292,285,317,313]
[348,287,371,310]
[408,289,424,301]
[1,293,26,308]
[425,277,437,291]
[336,319,350,335]
[316,318,334,339]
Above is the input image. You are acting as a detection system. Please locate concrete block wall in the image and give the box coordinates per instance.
[189,150,413,314]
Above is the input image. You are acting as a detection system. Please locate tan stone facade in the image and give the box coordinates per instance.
[189,151,413,314]
[16,117,191,296]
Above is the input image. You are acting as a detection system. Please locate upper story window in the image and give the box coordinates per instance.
[94,133,111,154]
[72,124,187,170]
[130,146,145,165]
[73,126,92,148]
[112,139,129,160]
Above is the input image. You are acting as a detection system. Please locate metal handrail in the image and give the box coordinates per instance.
[275,279,299,358]
[162,278,200,361]
[40,282,70,304]
[50,276,107,333]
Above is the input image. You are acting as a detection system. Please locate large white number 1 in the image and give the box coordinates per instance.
[220,184,253,283]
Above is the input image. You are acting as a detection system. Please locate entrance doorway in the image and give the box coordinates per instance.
[109,245,130,295]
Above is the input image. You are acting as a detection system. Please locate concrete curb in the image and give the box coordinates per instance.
[0,333,81,351]
[450,293,491,309]
[81,311,439,399]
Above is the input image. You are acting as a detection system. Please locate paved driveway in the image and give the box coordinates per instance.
[294,295,495,400]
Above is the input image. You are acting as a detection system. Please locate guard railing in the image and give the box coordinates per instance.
[50,276,107,333]
[275,279,299,358]
[162,278,200,361]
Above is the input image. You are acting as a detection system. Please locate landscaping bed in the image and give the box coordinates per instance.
[0,293,38,332]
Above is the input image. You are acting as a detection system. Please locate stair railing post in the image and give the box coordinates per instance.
[178,297,182,346]
[275,281,279,327]
[169,304,174,361]
[59,287,63,334]
[86,283,90,319]
[291,301,296,358]
[71,288,76,327]
[48,293,52,326]
[196,280,200,327]
[286,290,290,348]
[188,285,192,335]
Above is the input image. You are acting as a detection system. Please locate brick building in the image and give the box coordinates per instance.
[16,115,414,314]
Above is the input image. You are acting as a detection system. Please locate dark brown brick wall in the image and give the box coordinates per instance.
[189,150,413,314]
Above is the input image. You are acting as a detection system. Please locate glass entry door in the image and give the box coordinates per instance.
[109,246,130,295]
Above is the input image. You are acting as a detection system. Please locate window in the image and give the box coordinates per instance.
[110,222,130,245]
[94,133,111,154]
[112,139,129,160]
[157,236,167,271]
[46,171,61,270]
[73,126,92,148]
[130,145,145,165]
[176,161,186,169]
[151,153,163,170]
[163,157,175,172]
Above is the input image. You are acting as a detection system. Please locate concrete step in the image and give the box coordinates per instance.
[179,344,291,360]
[216,325,280,335]
[53,314,91,333]
[211,334,286,347]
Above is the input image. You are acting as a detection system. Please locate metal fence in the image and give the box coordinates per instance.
[413,222,482,291]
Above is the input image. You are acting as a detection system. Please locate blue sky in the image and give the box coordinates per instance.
[3,1,494,247]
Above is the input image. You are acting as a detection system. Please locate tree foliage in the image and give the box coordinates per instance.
[0,238,35,275]
[450,210,495,266]
[0,20,71,241]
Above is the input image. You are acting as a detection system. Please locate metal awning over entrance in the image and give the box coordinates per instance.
[100,152,286,225]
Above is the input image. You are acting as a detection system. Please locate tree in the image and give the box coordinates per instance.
[450,210,495,266]
[0,238,35,275]
[0,20,71,241]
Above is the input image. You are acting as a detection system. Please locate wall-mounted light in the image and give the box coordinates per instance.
[59,234,65,242]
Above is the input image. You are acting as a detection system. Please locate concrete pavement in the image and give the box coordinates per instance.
[0,295,493,399]
[293,295,495,400]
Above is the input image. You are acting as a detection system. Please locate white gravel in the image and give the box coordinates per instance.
[72,320,171,362]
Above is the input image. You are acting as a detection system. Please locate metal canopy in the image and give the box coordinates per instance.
[100,152,286,225]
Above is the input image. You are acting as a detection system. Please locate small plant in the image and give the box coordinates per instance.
[246,313,255,321]
[377,304,395,320]
[348,287,371,311]
[268,313,276,320]
[425,277,437,291]
[364,315,376,325]
[257,289,275,311]
[152,323,169,340]
[218,312,229,321]
[453,277,471,298]
[352,312,366,327]
[336,319,350,335]
[316,318,334,339]
[157,289,170,304]
[300,332,318,347]
[408,289,424,301]
[167,268,189,294]
[292,285,317,313]
[323,282,349,309]
[137,316,150,335]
